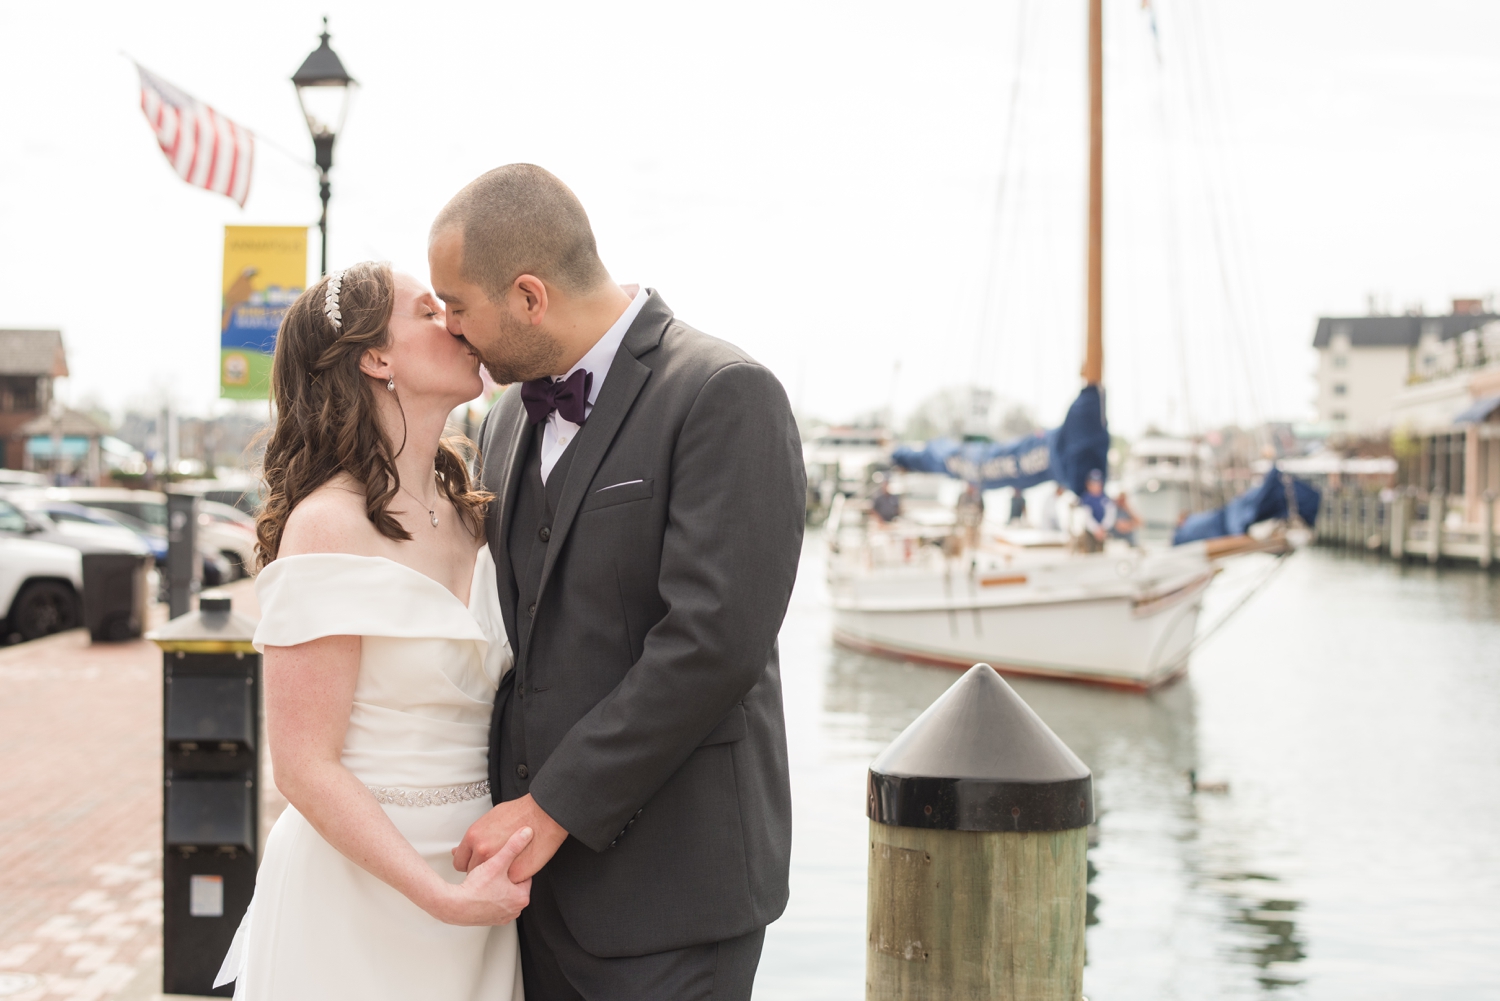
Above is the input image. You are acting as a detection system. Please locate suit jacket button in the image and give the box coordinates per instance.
[608,839,618,849]
[516,764,529,780]
[527,603,537,617]
[539,526,551,542]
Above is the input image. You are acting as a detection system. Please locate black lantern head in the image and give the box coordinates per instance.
[292,18,355,170]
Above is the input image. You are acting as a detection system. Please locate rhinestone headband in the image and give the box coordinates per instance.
[324,270,345,330]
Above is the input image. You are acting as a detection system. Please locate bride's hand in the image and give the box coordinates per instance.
[434,826,534,926]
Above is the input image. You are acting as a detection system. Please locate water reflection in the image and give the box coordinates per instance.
[756,538,1500,1000]
[815,614,1318,996]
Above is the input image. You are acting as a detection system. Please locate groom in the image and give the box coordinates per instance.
[430,164,805,1000]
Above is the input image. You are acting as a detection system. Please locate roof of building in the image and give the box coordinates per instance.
[0,329,67,377]
[18,408,108,437]
[1311,314,1499,349]
[1455,393,1500,425]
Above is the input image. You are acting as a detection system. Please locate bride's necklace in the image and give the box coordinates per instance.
[399,474,440,528]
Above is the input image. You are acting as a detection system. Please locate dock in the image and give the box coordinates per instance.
[1316,487,1496,568]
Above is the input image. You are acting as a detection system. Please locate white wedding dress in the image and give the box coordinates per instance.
[216,548,522,1001]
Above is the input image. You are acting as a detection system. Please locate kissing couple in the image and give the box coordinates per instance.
[214,164,806,1000]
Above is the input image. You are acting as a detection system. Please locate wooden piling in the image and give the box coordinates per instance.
[1429,491,1445,565]
[1391,492,1408,561]
[866,664,1092,1001]
[868,825,1087,1001]
[1482,492,1494,571]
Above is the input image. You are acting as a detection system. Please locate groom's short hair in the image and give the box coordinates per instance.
[432,164,610,300]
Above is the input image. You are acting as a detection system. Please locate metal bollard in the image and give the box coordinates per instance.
[865,664,1092,1001]
[166,493,201,619]
[149,591,260,997]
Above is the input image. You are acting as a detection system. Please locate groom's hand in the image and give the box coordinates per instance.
[453,794,569,882]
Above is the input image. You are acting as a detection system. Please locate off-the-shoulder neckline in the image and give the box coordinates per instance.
[265,548,488,609]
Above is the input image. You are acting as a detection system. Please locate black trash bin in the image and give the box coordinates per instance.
[81,551,153,642]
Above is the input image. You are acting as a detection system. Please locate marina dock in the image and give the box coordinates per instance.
[1317,488,1497,568]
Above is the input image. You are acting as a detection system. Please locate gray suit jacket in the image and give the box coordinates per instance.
[478,291,805,957]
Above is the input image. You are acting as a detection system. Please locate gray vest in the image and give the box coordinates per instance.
[499,424,579,798]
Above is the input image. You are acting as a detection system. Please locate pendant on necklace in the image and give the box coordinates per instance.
[429,510,439,528]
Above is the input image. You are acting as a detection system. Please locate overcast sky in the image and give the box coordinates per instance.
[2,0,1497,436]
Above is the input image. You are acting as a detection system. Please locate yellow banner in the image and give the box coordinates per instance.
[220,226,307,400]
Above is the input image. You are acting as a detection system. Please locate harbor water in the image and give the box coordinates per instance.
[754,531,1500,999]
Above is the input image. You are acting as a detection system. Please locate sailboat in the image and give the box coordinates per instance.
[827,0,1258,690]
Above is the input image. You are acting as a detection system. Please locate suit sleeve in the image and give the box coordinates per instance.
[527,361,806,851]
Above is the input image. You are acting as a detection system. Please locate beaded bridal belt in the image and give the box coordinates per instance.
[366,779,491,808]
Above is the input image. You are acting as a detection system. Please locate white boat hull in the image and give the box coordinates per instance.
[828,548,1215,690]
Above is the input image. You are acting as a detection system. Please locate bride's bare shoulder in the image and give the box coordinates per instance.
[279,475,384,558]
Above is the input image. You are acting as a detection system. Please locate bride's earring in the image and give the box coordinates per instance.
[386,376,395,392]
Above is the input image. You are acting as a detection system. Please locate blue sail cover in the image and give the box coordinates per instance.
[891,386,1111,493]
[1172,467,1322,545]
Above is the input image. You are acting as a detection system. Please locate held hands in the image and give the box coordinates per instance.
[434,826,534,926]
[453,794,569,882]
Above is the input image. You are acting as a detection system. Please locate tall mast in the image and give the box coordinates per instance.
[1082,0,1104,386]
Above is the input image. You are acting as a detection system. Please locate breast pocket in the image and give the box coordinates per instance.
[580,477,654,513]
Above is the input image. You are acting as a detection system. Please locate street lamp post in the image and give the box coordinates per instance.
[292,19,355,277]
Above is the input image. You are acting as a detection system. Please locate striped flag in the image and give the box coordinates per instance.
[136,63,254,207]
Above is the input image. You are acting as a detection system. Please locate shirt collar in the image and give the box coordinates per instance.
[560,285,649,407]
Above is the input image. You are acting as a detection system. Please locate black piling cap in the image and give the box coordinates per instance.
[867,664,1094,833]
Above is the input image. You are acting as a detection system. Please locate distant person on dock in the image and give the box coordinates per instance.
[1008,489,1027,524]
[871,475,901,525]
[955,482,985,548]
[1077,469,1116,553]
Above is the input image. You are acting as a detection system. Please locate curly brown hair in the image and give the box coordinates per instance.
[255,262,491,568]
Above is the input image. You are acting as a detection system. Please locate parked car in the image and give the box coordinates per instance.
[45,488,254,582]
[0,469,49,488]
[0,496,153,560]
[0,531,83,642]
[25,501,168,562]
[197,500,258,576]
[62,505,170,562]
[173,479,264,517]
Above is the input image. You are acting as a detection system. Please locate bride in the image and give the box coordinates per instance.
[215,262,529,999]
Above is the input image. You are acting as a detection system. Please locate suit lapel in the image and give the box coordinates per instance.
[531,292,673,605]
[534,351,649,606]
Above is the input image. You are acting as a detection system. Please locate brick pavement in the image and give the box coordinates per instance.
[0,582,271,1001]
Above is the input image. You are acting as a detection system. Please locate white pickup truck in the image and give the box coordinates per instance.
[1,536,84,641]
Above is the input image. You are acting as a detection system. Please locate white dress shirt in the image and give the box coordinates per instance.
[538,285,649,484]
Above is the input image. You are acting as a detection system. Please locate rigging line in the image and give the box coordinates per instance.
[972,0,1035,379]
[1176,0,1272,423]
[1166,549,1294,669]
[1173,0,1264,426]
[982,0,1045,399]
[1149,0,1195,434]
[1194,0,1278,426]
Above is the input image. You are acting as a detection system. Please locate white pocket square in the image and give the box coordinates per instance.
[596,479,645,492]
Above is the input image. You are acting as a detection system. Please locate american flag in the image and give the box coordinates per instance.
[136,63,254,207]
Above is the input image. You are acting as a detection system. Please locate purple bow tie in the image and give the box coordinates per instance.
[521,369,593,426]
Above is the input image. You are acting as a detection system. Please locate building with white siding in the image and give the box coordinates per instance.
[1311,305,1497,434]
